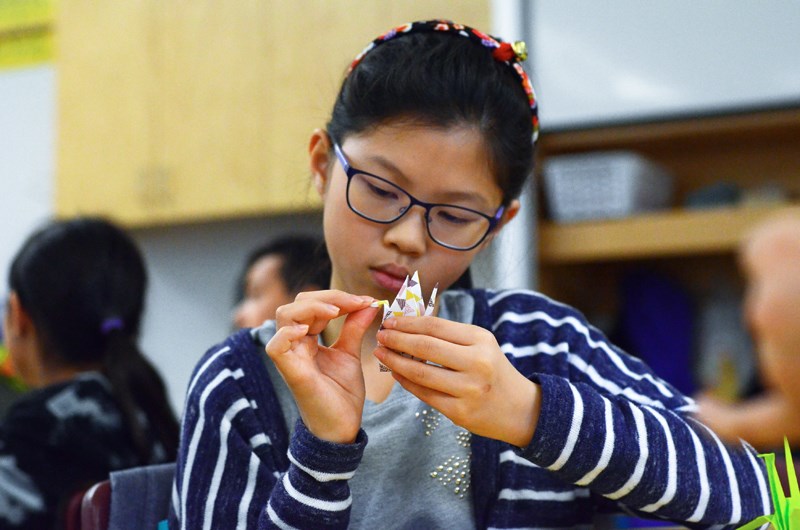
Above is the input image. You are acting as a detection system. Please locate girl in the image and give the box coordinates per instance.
[171,21,770,528]
[0,218,179,529]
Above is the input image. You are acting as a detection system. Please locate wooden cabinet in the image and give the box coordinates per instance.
[536,107,800,318]
[56,1,489,226]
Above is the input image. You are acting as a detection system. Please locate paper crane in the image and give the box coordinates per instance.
[372,271,438,371]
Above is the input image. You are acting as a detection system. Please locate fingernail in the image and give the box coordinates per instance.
[382,317,395,329]
[324,303,339,313]
[360,295,375,304]
[295,324,309,333]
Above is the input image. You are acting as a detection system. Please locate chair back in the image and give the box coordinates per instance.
[78,462,175,530]
[80,480,111,530]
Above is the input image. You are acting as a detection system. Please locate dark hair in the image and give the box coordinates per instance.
[8,217,179,462]
[235,234,331,304]
[327,30,535,205]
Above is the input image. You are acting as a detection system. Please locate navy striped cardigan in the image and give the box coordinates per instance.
[169,289,771,529]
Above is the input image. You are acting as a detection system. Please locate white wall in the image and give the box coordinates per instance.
[0,66,55,293]
[529,0,800,127]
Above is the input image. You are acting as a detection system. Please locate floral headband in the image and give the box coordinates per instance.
[348,19,539,143]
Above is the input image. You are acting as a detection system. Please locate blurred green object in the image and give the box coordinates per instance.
[738,438,800,529]
[1,343,26,392]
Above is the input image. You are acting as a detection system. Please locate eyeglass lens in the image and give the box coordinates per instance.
[347,172,492,250]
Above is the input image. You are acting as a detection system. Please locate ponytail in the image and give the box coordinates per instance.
[102,328,179,461]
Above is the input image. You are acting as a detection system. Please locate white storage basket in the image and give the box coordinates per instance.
[543,151,673,223]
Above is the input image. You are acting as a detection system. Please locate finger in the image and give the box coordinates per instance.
[376,328,469,371]
[391,370,454,413]
[276,294,373,334]
[332,305,381,355]
[295,289,375,307]
[374,346,461,395]
[381,316,481,346]
[265,324,310,356]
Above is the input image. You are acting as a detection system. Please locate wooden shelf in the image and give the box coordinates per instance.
[539,204,800,264]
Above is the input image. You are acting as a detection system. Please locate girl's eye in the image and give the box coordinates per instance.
[436,208,478,226]
[365,178,400,201]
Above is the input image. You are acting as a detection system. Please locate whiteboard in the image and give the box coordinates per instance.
[527,0,800,128]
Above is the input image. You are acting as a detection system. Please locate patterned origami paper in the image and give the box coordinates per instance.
[738,437,800,529]
[373,271,438,371]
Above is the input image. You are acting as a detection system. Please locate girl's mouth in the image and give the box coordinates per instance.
[370,267,408,293]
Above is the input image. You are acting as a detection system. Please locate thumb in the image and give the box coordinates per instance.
[332,305,380,354]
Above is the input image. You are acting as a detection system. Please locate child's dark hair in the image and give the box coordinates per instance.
[8,217,179,462]
[327,26,536,206]
[236,234,331,304]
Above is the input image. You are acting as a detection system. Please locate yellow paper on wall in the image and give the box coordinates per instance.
[0,0,55,70]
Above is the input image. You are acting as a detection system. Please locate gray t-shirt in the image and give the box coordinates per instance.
[257,291,476,529]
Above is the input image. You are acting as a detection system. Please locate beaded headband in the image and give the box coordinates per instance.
[347,19,539,143]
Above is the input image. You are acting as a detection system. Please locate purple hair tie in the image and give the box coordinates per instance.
[100,317,124,335]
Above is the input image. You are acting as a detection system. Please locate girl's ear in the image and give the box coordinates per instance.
[5,292,33,339]
[481,199,521,248]
[309,129,333,199]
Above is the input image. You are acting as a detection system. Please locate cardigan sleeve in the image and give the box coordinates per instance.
[169,334,367,530]
[480,289,772,526]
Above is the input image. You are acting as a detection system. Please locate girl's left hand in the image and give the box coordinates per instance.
[375,316,541,447]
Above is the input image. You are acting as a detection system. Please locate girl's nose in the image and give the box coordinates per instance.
[382,205,428,256]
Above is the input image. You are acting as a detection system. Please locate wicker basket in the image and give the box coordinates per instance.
[543,151,674,223]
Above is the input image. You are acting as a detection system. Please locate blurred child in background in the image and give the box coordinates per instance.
[233,234,331,328]
[696,212,800,449]
[0,217,179,529]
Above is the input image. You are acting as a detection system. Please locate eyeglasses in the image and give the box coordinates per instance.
[333,142,504,251]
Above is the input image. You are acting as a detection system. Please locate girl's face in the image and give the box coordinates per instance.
[310,122,519,301]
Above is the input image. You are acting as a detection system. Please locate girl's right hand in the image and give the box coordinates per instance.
[265,290,379,444]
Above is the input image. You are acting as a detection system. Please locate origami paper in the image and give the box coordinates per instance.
[372,271,438,371]
[737,437,800,529]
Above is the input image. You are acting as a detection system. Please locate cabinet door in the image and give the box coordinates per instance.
[56,0,489,226]
[57,2,153,222]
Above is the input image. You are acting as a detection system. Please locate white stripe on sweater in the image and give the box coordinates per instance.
[488,289,573,311]
[548,384,584,471]
[186,345,231,400]
[499,450,538,468]
[250,433,271,448]
[606,403,649,500]
[743,442,770,520]
[501,342,666,408]
[204,398,251,530]
[694,421,742,523]
[287,450,357,482]
[180,367,244,530]
[171,482,179,522]
[498,488,590,501]
[493,311,674,399]
[576,395,614,486]
[685,417,710,522]
[237,452,260,530]
[281,473,352,511]
[639,408,677,512]
[266,501,298,530]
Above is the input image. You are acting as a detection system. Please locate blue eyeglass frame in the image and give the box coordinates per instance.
[333,142,504,251]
